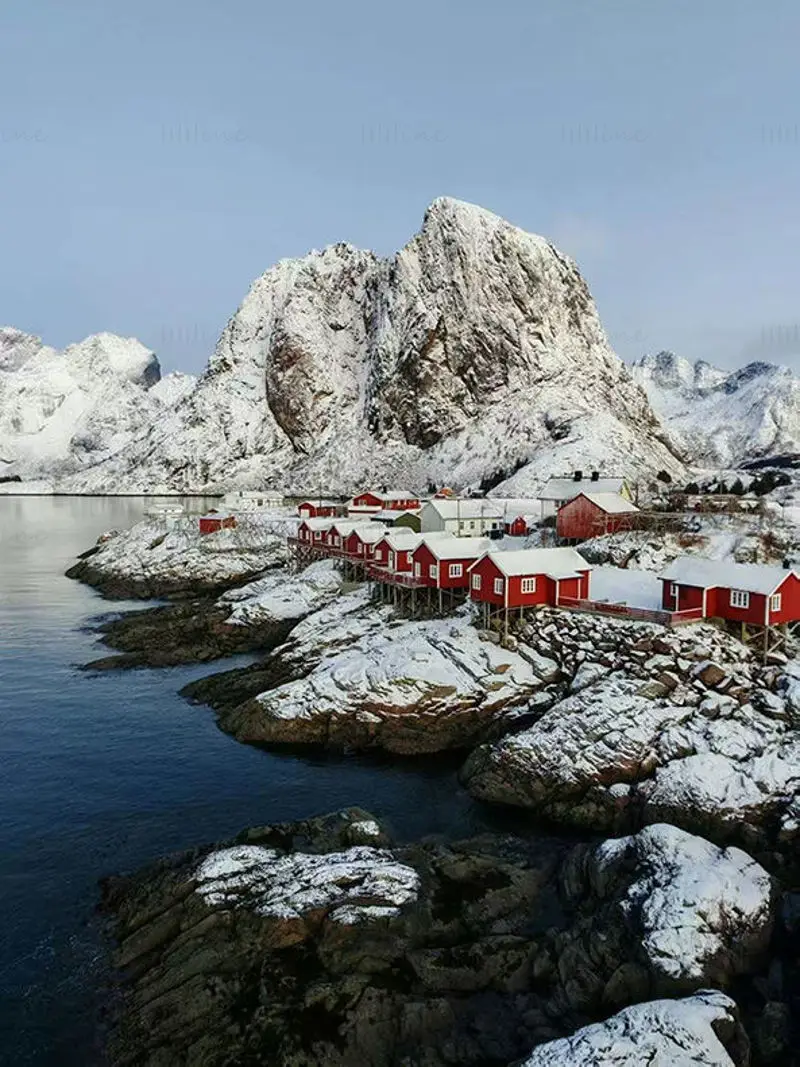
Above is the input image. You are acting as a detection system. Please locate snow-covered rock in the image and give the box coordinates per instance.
[66,513,291,597]
[195,844,419,933]
[220,605,559,754]
[519,991,747,1066]
[581,824,774,985]
[632,350,800,467]
[462,645,800,859]
[60,198,685,495]
[219,558,343,625]
[0,328,194,480]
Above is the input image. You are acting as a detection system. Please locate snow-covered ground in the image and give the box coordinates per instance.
[219,558,343,625]
[589,566,663,609]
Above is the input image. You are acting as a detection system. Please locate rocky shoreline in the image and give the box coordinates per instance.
[100,808,795,1066]
[66,532,800,1064]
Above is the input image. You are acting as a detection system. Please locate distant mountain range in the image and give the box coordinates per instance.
[631,351,799,468]
[1,200,797,493]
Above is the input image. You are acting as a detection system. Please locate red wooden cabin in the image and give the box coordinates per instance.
[344,525,387,559]
[556,492,639,543]
[411,537,490,590]
[469,548,591,608]
[348,490,421,514]
[198,514,237,535]
[297,500,339,518]
[372,531,420,572]
[297,518,334,546]
[659,557,800,624]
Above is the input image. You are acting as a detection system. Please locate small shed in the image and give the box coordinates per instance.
[538,474,630,519]
[372,531,421,572]
[198,513,237,535]
[556,492,639,543]
[505,513,538,537]
[297,517,334,545]
[344,524,387,559]
[297,499,340,518]
[469,548,591,609]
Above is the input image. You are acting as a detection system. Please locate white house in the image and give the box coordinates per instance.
[419,499,505,537]
[537,474,630,519]
[223,489,284,509]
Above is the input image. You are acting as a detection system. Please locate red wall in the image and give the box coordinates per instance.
[385,497,420,510]
[706,586,766,626]
[661,580,704,613]
[771,573,800,623]
[470,557,590,606]
[199,516,236,535]
[413,543,475,588]
[298,503,337,518]
[352,492,383,508]
[557,495,632,542]
[505,517,529,537]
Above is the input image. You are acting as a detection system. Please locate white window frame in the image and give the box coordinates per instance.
[669,582,678,598]
[521,576,537,594]
[388,551,395,569]
[429,563,438,580]
[356,543,363,554]
[493,577,504,596]
[472,573,481,590]
[729,589,750,609]
[314,531,321,541]
[449,563,463,578]
[333,535,340,547]
[414,562,421,577]
[770,593,782,613]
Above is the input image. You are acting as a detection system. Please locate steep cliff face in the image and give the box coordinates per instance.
[631,350,800,467]
[59,198,685,494]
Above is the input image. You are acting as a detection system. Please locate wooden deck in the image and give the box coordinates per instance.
[557,596,704,627]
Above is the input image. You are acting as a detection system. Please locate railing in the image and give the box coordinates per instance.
[556,596,703,627]
[365,563,426,589]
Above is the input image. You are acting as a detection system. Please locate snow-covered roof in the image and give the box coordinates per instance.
[659,556,797,595]
[421,536,492,561]
[423,499,504,519]
[352,525,387,544]
[539,477,625,501]
[299,517,335,530]
[329,519,376,536]
[473,547,591,580]
[489,497,542,515]
[576,491,639,514]
[379,490,417,500]
[372,508,421,521]
[299,498,339,507]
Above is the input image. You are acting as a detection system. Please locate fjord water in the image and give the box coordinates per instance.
[0,497,497,1067]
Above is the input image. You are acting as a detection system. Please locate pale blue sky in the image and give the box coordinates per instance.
[2,0,800,373]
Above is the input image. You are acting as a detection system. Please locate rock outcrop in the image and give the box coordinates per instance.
[461,608,800,871]
[66,514,292,598]
[519,992,749,1066]
[102,810,775,1067]
[216,601,560,754]
[62,198,685,495]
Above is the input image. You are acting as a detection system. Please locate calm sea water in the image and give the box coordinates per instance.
[0,496,516,1067]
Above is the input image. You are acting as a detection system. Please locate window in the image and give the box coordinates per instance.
[472,574,481,590]
[388,551,395,569]
[468,520,475,530]
[429,564,438,579]
[669,582,678,598]
[356,543,363,554]
[314,531,321,541]
[493,577,504,595]
[414,562,421,577]
[333,535,340,546]
[521,577,537,594]
[770,593,782,613]
[729,589,750,609]
[449,563,463,578]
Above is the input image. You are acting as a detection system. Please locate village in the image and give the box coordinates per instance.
[187,472,800,663]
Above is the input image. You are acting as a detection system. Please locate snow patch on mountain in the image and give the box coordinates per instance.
[631,350,800,467]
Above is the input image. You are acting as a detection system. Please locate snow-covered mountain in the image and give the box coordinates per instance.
[0,328,196,481]
[61,198,684,495]
[631,350,800,467]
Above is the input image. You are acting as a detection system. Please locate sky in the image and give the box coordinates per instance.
[2,0,800,375]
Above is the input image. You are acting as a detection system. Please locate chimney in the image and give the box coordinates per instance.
[573,470,583,482]
[590,471,600,482]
